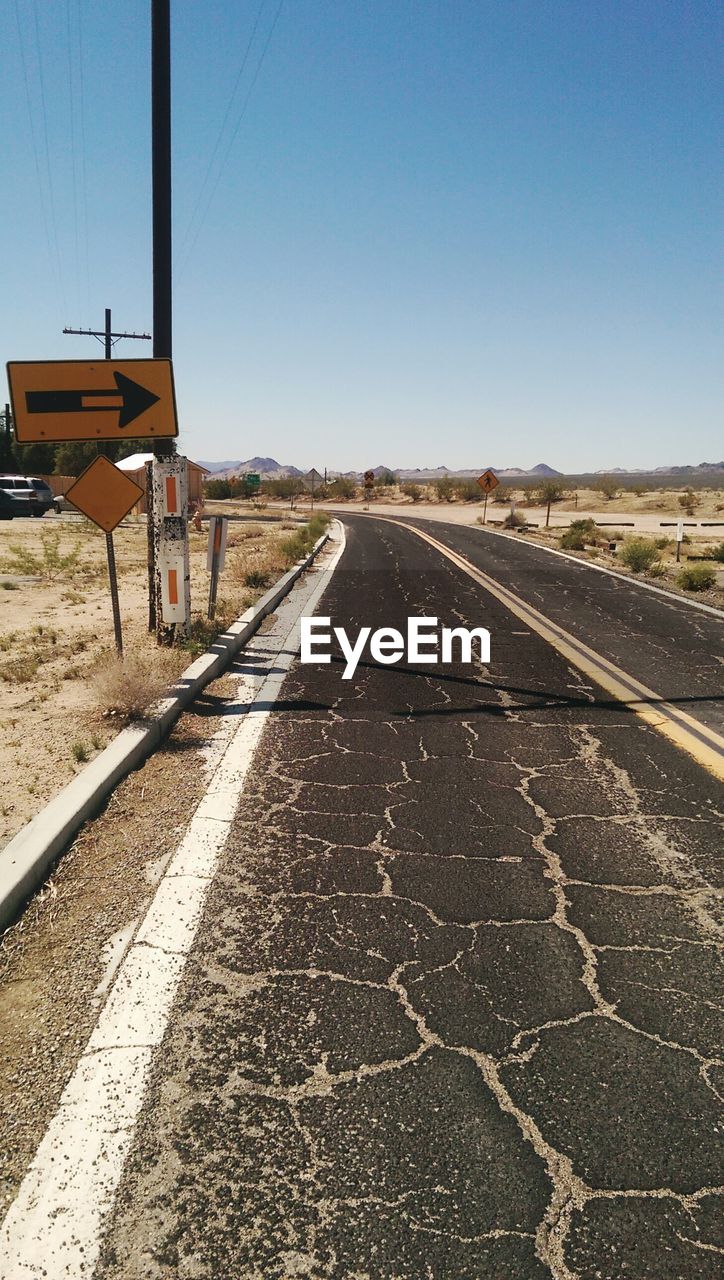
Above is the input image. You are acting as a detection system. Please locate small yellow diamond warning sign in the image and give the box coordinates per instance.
[64,456,144,533]
[477,469,500,494]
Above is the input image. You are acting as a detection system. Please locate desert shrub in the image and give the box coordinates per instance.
[375,469,397,487]
[710,542,724,562]
[654,536,672,551]
[619,538,659,572]
[492,486,509,504]
[0,653,40,683]
[279,513,330,563]
[647,561,667,578]
[401,482,423,503]
[264,478,304,499]
[453,480,483,502]
[503,510,527,529]
[90,651,182,721]
[204,478,231,499]
[677,564,716,592]
[537,480,564,504]
[244,565,274,588]
[596,476,619,500]
[435,477,455,502]
[560,519,597,550]
[329,477,357,500]
[3,531,84,581]
[678,489,699,516]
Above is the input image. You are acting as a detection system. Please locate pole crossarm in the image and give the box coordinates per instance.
[63,327,151,342]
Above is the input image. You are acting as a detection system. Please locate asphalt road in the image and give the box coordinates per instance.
[393,514,724,735]
[92,514,723,1279]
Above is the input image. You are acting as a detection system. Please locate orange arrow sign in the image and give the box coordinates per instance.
[7,359,177,443]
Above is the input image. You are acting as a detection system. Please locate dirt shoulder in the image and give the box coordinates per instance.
[0,668,240,1209]
[0,512,305,846]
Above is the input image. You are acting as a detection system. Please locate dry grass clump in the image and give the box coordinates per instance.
[678,564,716,592]
[227,524,265,546]
[90,650,183,722]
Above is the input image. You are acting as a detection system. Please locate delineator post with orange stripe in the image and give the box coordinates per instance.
[152,457,191,629]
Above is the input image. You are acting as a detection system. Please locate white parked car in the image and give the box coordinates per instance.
[0,475,58,516]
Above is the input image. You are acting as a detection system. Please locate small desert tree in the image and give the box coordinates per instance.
[538,480,564,527]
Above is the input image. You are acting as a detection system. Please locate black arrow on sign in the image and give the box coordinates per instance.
[25,372,160,429]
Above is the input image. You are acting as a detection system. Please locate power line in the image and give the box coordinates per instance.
[13,0,60,310]
[66,0,81,315]
[76,0,91,309]
[33,0,67,315]
[177,0,268,267]
[178,0,285,276]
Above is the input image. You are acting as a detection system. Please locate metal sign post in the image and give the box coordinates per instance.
[363,469,375,510]
[206,516,228,619]
[676,518,684,563]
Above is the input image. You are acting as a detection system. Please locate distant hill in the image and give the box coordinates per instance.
[198,456,302,479]
[198,456,724,481]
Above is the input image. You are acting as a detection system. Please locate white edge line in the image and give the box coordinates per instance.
[0,522,346,1280]
[451,520,724,619]
[0,529,331,932]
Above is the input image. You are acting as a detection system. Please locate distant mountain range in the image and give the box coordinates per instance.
[198,457,565,480]
[199,457,724,481]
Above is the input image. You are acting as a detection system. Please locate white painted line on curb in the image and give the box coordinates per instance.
[0,523,346,1280]
[0,528,332,932]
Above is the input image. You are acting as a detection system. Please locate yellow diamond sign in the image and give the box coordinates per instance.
[477,469,500,494]
[64,456,144,533]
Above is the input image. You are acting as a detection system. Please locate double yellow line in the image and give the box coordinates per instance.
[373,516,724,782]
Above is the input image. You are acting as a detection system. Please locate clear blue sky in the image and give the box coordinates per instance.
[2,0,722,472]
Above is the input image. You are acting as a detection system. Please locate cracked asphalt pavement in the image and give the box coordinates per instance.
[95,514,722,1279]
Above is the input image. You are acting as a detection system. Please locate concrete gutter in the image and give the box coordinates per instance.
[0,530,330,933]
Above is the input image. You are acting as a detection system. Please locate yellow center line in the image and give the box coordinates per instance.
[370,514,724,782]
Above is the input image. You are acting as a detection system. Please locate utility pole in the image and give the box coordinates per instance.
[150,0,190,644]
[63,309,150,655]
[63,310,151,359]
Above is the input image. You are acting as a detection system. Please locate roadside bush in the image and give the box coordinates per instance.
[90,651,182,721]
[619,538,659,573]
[654,536,672,551]
[329,477,357,500]
[678,564,716,592]
[454,480,483,502]
[279,513,330,563]
[596,476,619,500]
[537,480,564,505]
[647,561,667,578]
[559,519,597,550]
[264,478,304,500]
[3,531,84,581]
[710,542,724,562]
[435,477,455,502]
[678,489,699,516]
[503,510,527,529]
[401,482,423,503]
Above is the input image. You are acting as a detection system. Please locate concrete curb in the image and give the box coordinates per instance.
[0,530,331,933]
